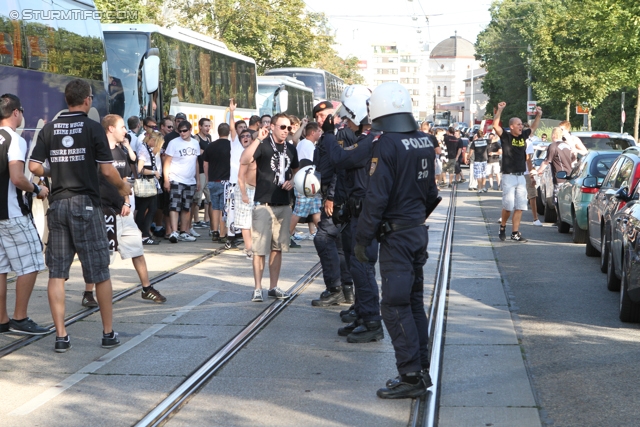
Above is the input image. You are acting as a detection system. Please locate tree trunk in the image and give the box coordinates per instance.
[566,100,571,122]
[635,84,640,142]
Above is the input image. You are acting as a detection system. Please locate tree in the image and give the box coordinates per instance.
[94,0,164,24]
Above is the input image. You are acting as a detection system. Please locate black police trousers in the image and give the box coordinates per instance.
[350,215,381,322]
[379,225,430,375]
[314,210,352,289]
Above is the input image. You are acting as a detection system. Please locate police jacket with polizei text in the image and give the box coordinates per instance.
[314,126,357,202]
[356,130,438,247]
[326,129,381,200]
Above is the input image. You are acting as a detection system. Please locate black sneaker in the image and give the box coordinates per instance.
[311,288,345,307]
[377,371,431,399]
[511,232,528,243]
[211,231,220,242]
[102,331,121,348]
[499,225,506,241]
[141,286,167,303]
[224,239,239,250]
[55,335,71,353]
[9,317,49,335]
[289,238,301,248]
[142,237,160,245]
[267,287,291,300]
[0,321,10,333]
[82,291,98,308]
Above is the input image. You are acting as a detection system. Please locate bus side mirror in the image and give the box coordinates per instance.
[143,48,160,94]
[278,90,289,113]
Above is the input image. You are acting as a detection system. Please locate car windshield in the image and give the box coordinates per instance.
[579,136,633,151]
[589,154,619,178]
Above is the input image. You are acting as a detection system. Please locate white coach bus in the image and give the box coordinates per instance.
[102,24,258,133]
[257,76,314,119]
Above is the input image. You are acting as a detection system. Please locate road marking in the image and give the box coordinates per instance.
[9,290,218,416]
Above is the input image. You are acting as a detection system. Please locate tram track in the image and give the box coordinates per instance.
[0,246,229,359]
[409,185,457,427]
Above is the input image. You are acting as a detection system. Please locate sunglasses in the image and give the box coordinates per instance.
[88,94,94,100]
[240,133,252,138]
[278,125,293,131]
[15,107,24,114]
[178,129,190,134]
[167,125,174,129]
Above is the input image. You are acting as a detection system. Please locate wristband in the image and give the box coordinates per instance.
[32,183,40,195]
[123,202,131,208]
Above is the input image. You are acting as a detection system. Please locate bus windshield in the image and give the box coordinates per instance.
[287,73,325,99]
[104,33,148,120]
[256,84,278,116]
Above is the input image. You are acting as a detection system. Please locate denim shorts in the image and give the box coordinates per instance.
[208,181,226,211]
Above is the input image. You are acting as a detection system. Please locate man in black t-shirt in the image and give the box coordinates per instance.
[486,133,502,190]
[240,113,299,302]
[468,137,489,193]
[493,101,542,243]
[443,128,461,187]
[192,118,212,231]
[203,123,232,241]
[82,115,166,307]
[29,79,132,352]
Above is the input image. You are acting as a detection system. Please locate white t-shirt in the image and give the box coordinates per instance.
[165,137,199,185]
[0,126,29,219]
[524,138,534,175]
[297,138,315,162]
[137,143,163,175]
[127,130,141,155]
[229,135,243,184]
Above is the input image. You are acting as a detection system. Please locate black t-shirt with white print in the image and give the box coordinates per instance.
[253,135,299,205]
[469,138,489,162]
[99,146,131,211]
[30,111,113,207]
[499,128,531,174]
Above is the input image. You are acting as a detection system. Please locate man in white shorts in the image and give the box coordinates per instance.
[486,132,502,190]
[493,102,542,243]
[236,128,260,259]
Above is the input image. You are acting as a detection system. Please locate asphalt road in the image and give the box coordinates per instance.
[477,190,640,427]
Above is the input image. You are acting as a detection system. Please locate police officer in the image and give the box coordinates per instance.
[355,82,438,399]
[322,85,386,344]
[310,101,354,307]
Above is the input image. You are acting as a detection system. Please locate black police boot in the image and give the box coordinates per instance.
[339,305,355,317]
[342,283,355,305]
[341,309,358,323]
[347,320,384,343]
[338,319,362,336]
[311,287,345,307]
[377,371,431,399]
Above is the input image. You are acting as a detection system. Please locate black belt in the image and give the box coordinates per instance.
[257,202,289,207]
[390,222,426,232]
[506,172,525,176]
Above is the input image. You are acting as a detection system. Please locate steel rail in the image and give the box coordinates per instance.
[410,184,457,427]
[133,262,322,427]
[0,248,224,358]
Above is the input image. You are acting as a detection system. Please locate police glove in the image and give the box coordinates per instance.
[354,244,369,263]
[322,114,335,134]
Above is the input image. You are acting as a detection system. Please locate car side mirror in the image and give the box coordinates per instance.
[583,177,599,188]
[615,186,631,201]
[556,171,567,180]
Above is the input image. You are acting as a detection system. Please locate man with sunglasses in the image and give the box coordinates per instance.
[159,117,174,137]
[236,129,259,259]
[240,113,299,302]
[29,79,132,352]
[163,121,200,243]
[0,94,49,336]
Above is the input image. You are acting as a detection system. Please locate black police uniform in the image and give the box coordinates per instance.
[326,130,383,336]
[355,129,438,393]
[311,125,355,305]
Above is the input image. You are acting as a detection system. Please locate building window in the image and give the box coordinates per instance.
[444,86,447,97]
[437,86,441,97]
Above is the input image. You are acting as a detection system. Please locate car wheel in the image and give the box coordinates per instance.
[536,189,545,216]
[606,243,621,291]
[544,203,557,223]
[572,214,588,244]
[620,252,640,322]
[600,226,609,273]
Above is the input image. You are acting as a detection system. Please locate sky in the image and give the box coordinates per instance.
[304,0,493,58]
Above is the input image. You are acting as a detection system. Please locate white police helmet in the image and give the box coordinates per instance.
[336,85,371,127]
[369,82,418,133]
[294,165,321,197]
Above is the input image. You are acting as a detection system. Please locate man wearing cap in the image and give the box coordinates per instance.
[310,101,354,308]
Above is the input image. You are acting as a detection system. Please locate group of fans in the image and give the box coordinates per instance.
[0,78,441,400]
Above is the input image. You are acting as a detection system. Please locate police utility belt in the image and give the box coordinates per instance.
[376,221,425,240]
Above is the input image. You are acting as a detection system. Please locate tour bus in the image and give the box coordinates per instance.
[102,24,258,134]
[262,68,345,106]
[257,76,314,119]
[0,0,109,235]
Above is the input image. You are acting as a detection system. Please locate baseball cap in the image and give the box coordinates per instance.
[312,101,332,117]
[175,112,187,120]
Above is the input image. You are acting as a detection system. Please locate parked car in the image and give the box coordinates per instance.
[586,148,640,274]
[573,131,636,151]
[532,144,551,219]
[609,185,640,321]
[555,151,620,243]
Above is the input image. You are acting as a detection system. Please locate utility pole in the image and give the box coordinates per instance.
[527,45,532,123]
[469,67,474,126]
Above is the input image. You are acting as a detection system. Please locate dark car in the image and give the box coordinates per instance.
[609,184,640,321]
[586,148,640,273]
[556,151,620,243]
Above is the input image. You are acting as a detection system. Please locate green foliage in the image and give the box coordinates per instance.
[592,89,637,133]
[94,0,164,24]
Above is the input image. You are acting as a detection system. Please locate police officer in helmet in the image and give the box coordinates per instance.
[323,84,385,343]
[355,82,438,398]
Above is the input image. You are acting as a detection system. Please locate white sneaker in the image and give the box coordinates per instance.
[179,232,196,242]
[477,189,483,194]
[189,228,201,237]
[533,219,543,227]
[169,231,179,243]
[251,289,263,302]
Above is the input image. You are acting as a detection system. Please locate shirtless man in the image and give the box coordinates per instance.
[236,127,269,259]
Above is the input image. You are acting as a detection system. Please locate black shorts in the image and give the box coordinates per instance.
[45,195,110,283]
